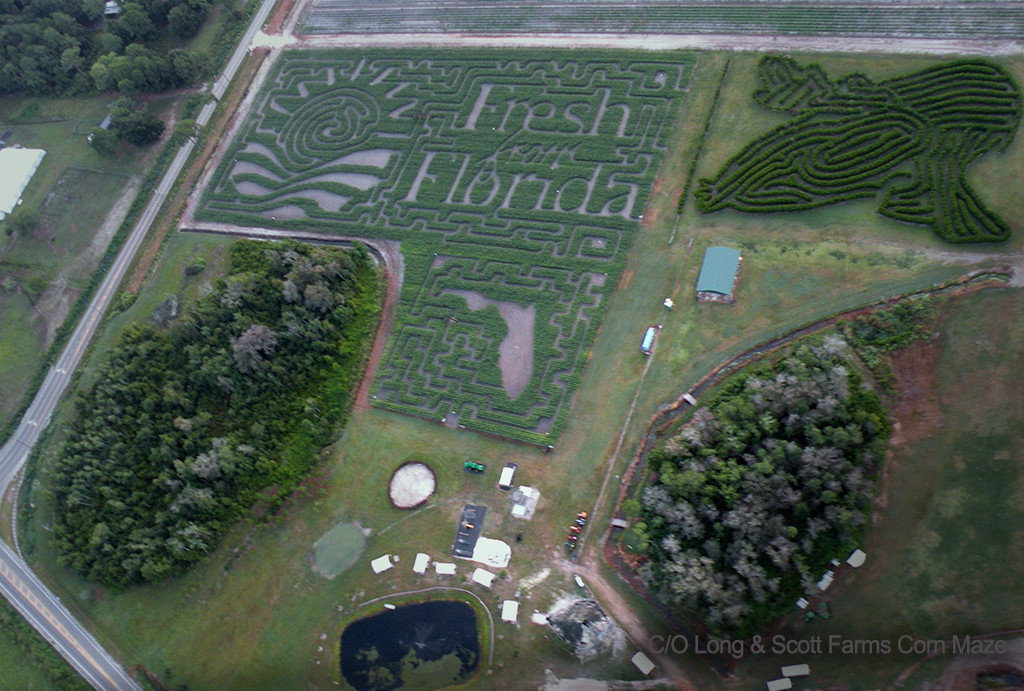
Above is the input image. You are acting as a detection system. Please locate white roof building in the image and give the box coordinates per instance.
[782,663,810,677]
[435,562,456,576]
[530,612,549,625]
[0,148,45,220]
[631,652,655,676]
[767,679,793,691]
[501,600,519,623]
[472,568,495,588]
[846,549,867,568]
[471,536,511,568]
[412,553,430,574]
[370,554,393,574]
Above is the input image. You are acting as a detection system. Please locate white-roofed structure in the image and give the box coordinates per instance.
[370,554,393,574]
[471,568,495,588]
[767,679,793,691]
[412,552,430,574]
[501,600,519,623]
[816,570,835,591]
[782,663,810,677]
[0,148,45,220]
[631,651,655,676]
[435,562,456,576]
[846,549,867,567]
[471,536,511,568]
[530,612,548,625]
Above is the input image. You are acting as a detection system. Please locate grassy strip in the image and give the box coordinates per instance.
[676,57,730,214]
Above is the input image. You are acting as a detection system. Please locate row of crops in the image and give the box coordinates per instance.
[300,0,1024,40]
[696,57,1022,243]
[197,49,693,443]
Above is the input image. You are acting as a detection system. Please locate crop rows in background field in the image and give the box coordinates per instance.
[197,49,692,443]
[299,0,1024,39]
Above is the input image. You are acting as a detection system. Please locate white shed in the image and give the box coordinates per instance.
[0,148,45,220]
[472,568,495,588]
[435,562,456,576]
[631,651,655,676]
[782,663,810,677]
[412,553,430,575]
[767,679,793,691]
[846,549,867,568]
[370,554,393,574]
[501,600,519,623]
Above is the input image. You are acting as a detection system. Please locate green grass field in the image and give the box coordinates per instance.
[314,522,366,579]
[17,51,1024,690]
[0,633,56,689]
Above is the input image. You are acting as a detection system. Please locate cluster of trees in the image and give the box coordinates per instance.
[51,240,381,587]
[635,336,891,635]
[0,0,216,96]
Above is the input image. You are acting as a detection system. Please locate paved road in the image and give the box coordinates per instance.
[0,0,276,687]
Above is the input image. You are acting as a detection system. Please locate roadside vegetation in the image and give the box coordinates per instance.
[0,596,89,690]
[49,240,381,587]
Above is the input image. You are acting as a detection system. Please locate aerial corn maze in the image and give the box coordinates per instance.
[197,49,693,443]
[697,57,1023,243]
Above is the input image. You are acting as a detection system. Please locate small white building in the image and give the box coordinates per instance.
[530,612,548,625]
[472,568,495,588]
[795,597,809,610]
[781,663,810,678]
[631,652,655,676]
[501,600,519,623]
[766,679,793,691]
[434,562,456,576]
[412,553,430,575]
[846,549,866,568]
[370,554,393,574]
[816,570,834,591]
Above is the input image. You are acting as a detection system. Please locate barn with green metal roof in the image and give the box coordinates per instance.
[695,246,741,303]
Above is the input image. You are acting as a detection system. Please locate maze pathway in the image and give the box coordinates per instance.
[198,49,693,443]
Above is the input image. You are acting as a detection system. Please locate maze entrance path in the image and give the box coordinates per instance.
[197,49,693,443]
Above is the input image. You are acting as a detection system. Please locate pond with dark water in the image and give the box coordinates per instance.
[339,599,480,690]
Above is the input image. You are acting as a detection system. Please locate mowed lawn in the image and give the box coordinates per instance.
[19,52,1024,690]
[733,288,1024,690]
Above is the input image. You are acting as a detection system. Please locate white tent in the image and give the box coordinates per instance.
[846,549,867,568]
[782,663,810,677]
[412,553,430,574]
[471,568,495,588]
[501,600,519,623]
[370,554,393,574]
[631,652,655,675]
[435,562,456,576]
[471,537,511,568]
[0,148,45,220]
[767,679,793,691]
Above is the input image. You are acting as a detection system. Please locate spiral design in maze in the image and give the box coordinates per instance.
[274,88,379,166]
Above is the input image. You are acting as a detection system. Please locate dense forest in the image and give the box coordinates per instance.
[635,336,890,635]
[0,0,233,95]
[51,240,381,587]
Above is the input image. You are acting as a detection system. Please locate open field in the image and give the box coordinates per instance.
[17,48,1024,691]
[0,96,168,430]
[299,0,1024,40]
[195,48,693,443]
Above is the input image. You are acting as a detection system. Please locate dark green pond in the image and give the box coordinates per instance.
[339,600,480,690]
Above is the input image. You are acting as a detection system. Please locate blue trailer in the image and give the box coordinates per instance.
[640,326,656,354]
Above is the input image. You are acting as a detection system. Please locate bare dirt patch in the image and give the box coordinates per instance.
[887,335,943,448]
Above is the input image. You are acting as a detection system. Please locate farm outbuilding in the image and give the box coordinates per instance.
[695,246,742,303]
[0,148,45,220]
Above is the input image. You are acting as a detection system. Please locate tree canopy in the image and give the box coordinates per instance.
[636,336,890,635]
[51,240,381,587]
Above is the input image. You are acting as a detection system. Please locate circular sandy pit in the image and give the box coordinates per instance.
[389,461,436,509]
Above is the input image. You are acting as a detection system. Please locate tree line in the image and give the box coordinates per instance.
[50,240,381,588]
[633,336,891,636]
[0,0,226,96]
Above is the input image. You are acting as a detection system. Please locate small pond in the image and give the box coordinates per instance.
[339,599,480,690]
